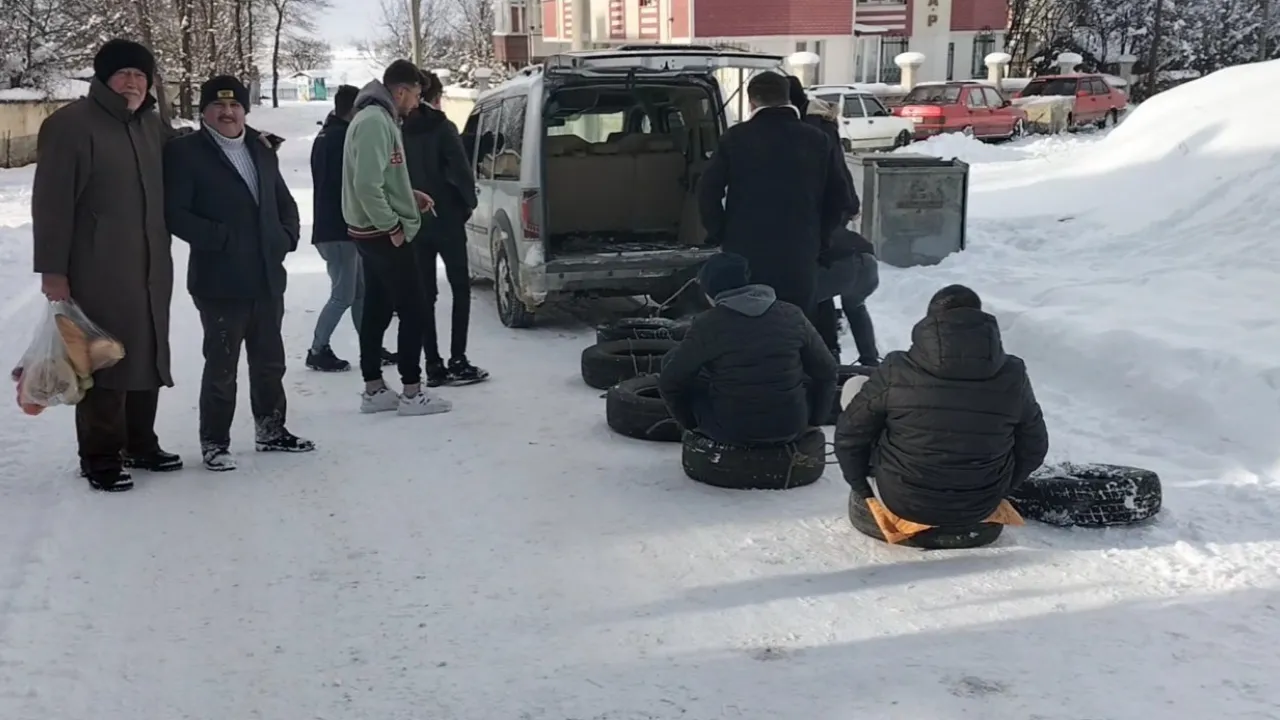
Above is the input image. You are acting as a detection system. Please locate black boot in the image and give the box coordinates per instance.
[84,468,134,492]
[256,431,316,453]
[425,358,450,388]
[306,346,351,372]
[124,448,184,472]
[447,356,490,386]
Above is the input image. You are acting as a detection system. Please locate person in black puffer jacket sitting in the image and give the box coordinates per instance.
[658,252,839,446]
[835,284,1050,528]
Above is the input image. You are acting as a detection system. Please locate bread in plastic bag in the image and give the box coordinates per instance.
[11,300,124,410]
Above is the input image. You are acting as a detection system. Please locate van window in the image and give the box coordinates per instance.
[547,110,626,143]
[461,113,479,164]
[474,105,501,181]
[494,97,526,181]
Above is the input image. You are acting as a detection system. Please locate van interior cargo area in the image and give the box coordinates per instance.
[542,82,716,258]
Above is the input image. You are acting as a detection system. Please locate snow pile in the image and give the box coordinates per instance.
[900,131,1102,164]
[873,59,1280,491]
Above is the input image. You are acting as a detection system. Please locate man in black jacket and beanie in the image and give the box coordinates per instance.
[697,72,852,316]
[835,284,1049,527]
[164,75,314,471]
[402,70,488,386]
[658,252,838,446]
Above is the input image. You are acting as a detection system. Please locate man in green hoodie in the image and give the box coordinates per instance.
[342,59,452,417]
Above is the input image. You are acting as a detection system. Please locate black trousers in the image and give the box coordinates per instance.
[194,295,288,448]
[357,236,426,385]
[413,218,471,362]
[76,387,160,473]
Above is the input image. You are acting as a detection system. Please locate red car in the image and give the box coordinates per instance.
[893,81,1027,141]
[1012,74,1128,129]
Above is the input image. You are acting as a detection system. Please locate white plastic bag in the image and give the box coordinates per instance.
[11,300,125,413]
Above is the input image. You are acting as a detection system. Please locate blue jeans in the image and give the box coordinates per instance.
[311,242,364,351]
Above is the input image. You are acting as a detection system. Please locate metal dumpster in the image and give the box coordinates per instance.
[855,154,970,268]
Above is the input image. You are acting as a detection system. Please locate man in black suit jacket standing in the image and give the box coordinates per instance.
[163,75,315,472]
[697,71,852,316]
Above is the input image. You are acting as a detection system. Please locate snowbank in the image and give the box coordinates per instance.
[882,59,1280,485]
[0,78,88,102]
[898,131,1103,164]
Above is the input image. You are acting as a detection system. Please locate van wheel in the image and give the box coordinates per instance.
[893,130,912,148]
[494,245,534,328]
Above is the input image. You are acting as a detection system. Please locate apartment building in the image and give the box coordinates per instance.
[491,0,1009,85]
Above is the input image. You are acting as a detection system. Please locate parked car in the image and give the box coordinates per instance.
[1012,74,1128,130]
[459,46,783,328]
[893,81,1026,141]
[806,85,917,152]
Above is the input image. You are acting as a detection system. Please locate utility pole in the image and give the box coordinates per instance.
[409,0,423,65]
[1260,0,1271,62]
[1145,0,1165,99]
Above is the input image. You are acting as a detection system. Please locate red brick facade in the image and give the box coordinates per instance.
[694,0,853,37]
[950,0,1010,32]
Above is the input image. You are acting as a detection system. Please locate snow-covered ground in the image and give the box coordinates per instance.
[1,58,1279,718]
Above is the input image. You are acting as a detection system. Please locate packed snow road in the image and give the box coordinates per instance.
[1,73,1278,719]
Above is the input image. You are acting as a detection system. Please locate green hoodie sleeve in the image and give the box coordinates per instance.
[348,119,403,234]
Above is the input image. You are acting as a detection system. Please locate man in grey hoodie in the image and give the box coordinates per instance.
[658,252,838,446]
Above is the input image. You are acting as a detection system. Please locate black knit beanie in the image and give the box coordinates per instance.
[697,252,752,298]
[199,75,251,113]
[93,39,156,88]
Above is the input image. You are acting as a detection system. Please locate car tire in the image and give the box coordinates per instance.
[580,338,677,390]
[494,243,534,329]
[682,428,827,490]
[1008,118,1025,140]
[893,130,912,149]
[1096,109,1118,130]
[822,364,876,426]
[596,317,690,344]
[848,491,1005,549]
[605,375,681,442]
[961,125,975,137]
[1009,462,1163,527]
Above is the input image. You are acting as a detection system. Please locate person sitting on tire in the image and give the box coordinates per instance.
[834,284,1050,536]
[658,252,838,446]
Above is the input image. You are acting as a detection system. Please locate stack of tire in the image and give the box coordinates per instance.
[583,316,828,491]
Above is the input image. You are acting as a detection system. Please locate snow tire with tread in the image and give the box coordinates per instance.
[580,339,677,390]
[596,317,690,344]
[605,375,681,442]
[847,491,1004,549]
[1010,462,1162,527]
[681,428,826,490]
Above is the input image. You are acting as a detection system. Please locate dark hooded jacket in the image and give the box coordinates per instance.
[834,307,1050,526]
[658,284,839,445]
[696,106,852,313]
[402,103,478,229]
[310,112,350,244]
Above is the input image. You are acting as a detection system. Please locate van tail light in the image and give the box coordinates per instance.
[520,189,540,240]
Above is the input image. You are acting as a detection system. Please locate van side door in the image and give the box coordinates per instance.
[466,103,502,275]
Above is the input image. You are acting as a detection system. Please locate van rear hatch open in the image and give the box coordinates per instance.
[533,46,781,294]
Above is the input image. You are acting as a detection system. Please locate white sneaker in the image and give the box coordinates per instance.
[398,390,453,416]
[360,386,400,414]
[202,445,237,472]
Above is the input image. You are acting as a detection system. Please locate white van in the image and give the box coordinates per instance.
[459,45,782,328]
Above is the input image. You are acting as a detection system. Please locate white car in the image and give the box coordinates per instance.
[807,85,916,152]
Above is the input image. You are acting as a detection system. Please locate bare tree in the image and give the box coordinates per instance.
[279,35,331,73]
[264,0,330,107]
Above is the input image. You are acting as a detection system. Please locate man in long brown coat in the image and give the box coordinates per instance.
[31,39,177,492]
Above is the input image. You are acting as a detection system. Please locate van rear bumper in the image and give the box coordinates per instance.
[530,248,719,296]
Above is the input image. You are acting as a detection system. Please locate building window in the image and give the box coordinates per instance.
[971,32,995,78]
[813,40,824,83]
[946,42,955,80]
[879,37,908,83]
[796,41,808,52]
